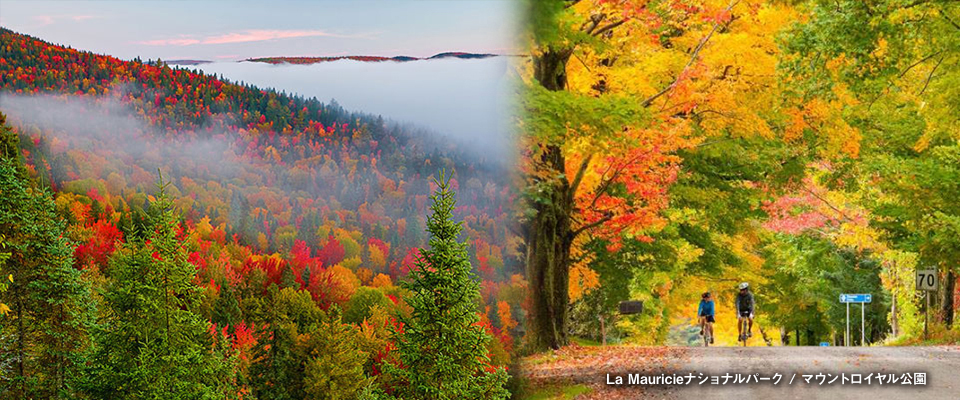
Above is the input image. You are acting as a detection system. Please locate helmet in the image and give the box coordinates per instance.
[702,292,711,299]
[739,282,749,290]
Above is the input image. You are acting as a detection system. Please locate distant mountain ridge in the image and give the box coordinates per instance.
[244,52,499,65]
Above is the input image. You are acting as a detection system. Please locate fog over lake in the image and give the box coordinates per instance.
[190,57,516,156]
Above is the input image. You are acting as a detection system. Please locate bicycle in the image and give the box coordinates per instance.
[703,326,712,347]
[737,315,750,346]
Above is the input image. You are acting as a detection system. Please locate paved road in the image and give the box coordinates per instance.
[521,345,960,399]
[665,346,960,399]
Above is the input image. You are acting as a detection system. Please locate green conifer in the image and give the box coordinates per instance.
[387,172,508,400]
[84,172,236,399]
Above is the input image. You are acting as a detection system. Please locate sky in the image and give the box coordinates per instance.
[0,0,521,61]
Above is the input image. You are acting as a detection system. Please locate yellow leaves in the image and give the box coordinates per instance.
[833,222,884,253]
[0,302,9,316]
[790,95,862,158]
[256,232,268,251]
[871,37,889,60]
[328,264,360,297]
[195,216,214,240]
[569,263,600,302]
[825,53,850,77]
[368,243,387,270]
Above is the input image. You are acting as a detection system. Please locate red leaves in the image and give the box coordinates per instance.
[74,219,123,268]
[573,124,688,248]
[316,236,345,267]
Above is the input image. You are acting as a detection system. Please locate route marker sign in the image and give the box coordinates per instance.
[820,342,830,347]
[916,269,938,291]
[916,268,938,340]
[839,294,872,303]
[840,293,871,347]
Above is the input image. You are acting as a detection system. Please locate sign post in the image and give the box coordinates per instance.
[860,303,867,346]
[846,302,850,346]
[840,294,872,346]
[916,269,938,340]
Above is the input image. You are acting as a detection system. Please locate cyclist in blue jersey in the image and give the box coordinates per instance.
[698,292,715,344]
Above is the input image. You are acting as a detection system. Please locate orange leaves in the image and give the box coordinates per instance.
[497,301,518,331]
[569,120,691,245]
[371,273,393,288]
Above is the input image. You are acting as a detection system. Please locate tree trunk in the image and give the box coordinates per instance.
[524,152,574,350]
[15,270,25,398]
[525,47,575,351]
[891,294,898,337]
[942,269,955,328]
[600,314,607,345]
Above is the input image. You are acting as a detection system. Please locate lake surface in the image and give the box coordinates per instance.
[188,57,516,155]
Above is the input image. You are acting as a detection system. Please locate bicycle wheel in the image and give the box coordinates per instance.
[739,320,747,347]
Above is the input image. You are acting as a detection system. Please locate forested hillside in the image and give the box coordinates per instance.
[0,28,520,399]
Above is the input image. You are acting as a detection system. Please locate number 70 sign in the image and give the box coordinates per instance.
[916,269,938,292]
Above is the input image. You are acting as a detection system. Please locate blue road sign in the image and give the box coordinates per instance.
[839,293,872,303]
[820,342,830,347]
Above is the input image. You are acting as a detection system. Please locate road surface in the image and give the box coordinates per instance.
[521,345,960,399]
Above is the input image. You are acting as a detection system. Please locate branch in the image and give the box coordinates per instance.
[641,0,741,108]
[592,19,626,37]
[918,55,944,96]
[572,212,613,238]
[801,186,854,223]
[565,0,583,9]
[943,10,960,32]
[898,51,941,78]
[588,146,658,210]
[568,153,594,204]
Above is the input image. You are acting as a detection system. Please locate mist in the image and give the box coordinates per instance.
[188,57,518,157]
[0,93,518,261]
[0,94,243,182]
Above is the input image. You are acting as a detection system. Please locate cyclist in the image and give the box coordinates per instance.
[698,291,715,344]
[736,282,754,341]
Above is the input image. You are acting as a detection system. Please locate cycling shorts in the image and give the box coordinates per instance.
[738,310,753,318]
[700,314,715,323]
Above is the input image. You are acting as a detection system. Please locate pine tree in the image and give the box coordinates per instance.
[83,172,236,399]
[386,172,508,400]
[300,310,371,400]
[0,115,93,399]
[249,286,324,400]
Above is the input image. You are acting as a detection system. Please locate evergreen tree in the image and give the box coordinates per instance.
[250,287,325,400]
[83,172,236,399]
[300,310,370,400]
[0,115,93,399]
[386,172,508,400]
[212,279,242,332]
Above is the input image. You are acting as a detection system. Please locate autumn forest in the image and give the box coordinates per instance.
[1,0,959,399]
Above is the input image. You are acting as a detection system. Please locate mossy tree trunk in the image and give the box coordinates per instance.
[525,47,576,351]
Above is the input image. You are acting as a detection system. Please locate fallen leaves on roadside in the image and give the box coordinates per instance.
[520,345,688,399]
